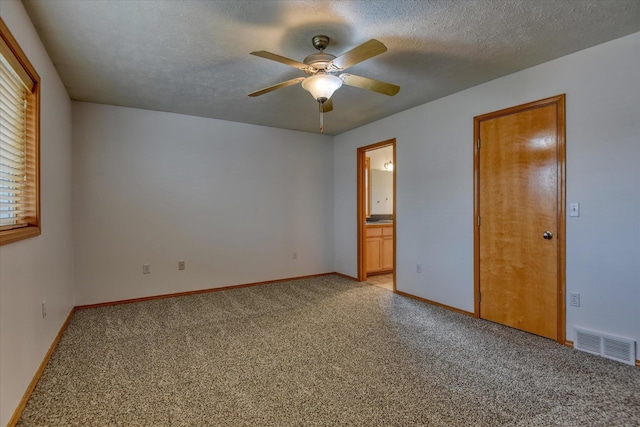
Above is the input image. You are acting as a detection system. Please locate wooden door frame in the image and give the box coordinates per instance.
[357,139,396,288]
[473,94,566,344]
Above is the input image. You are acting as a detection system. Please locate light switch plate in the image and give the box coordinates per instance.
[569,202,580,217]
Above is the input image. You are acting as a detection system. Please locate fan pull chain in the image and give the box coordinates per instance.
[319,101,324,134]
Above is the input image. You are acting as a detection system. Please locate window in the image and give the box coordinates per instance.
[0,18,40,245]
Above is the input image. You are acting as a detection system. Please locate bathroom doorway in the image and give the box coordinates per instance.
[357,139,396,291]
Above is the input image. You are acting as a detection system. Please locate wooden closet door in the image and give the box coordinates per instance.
[476,96,565,340]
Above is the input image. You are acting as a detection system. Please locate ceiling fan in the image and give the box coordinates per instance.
[248,35,400,133]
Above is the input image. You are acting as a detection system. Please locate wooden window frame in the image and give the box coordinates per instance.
[0,17,41,246]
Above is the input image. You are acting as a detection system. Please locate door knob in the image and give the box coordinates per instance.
[543,231,553,240]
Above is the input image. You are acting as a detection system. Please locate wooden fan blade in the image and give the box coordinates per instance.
[250,51,311,71]
[248,77,305,97]
[330,39,387,70]
[340,73,400,96]
[322,98,334,113]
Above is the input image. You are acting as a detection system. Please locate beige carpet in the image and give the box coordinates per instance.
[18,275,640,426]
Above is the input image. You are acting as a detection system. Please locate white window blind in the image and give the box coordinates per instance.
[0,49,29,228]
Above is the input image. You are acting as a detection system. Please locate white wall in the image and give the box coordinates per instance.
[0,1,74,425]
[368,145,393,171]
[334,33,640,345]
[73,103,334,305]
[370,170,393,215]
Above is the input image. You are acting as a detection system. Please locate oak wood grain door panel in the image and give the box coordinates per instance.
[382,236,394,270]
[366,237,382,273]
[475,95,565,341]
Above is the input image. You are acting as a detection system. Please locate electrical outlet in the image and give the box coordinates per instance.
[569,292,580,307]
[143,264,150,274]
[42,301,46,318]
[416,263,421,273]
[293,252,297,260]
[178,261,185,270]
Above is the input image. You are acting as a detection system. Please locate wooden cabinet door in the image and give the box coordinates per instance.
[366,237,382,273]
[381,236,393,270]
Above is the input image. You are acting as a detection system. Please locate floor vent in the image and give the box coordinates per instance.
[574,327,636,365]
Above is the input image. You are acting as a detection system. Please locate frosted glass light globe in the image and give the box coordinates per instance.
[301,74,343,102]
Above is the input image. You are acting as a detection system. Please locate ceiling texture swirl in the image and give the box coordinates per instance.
[22,0,640,135]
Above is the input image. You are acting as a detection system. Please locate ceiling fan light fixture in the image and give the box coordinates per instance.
[301,74,342,102]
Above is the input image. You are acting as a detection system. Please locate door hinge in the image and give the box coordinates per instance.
[478,292,481,302]
[477,215,481,226]
[477,138,481,149]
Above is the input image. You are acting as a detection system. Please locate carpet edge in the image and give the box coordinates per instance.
[75,272,351,311]
[394,289,474,317]
[8,307,76,427]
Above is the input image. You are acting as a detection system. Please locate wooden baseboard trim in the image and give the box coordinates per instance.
[333,272,359,281]
[7,307,76,427]
[394,290,474,317]
[75,272,342,310]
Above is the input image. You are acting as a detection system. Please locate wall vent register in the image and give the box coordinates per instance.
[574,327,636,366]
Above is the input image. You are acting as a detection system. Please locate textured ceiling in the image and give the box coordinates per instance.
[21,0,640,135]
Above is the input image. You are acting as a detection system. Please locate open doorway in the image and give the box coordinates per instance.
[357,139,396,291]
